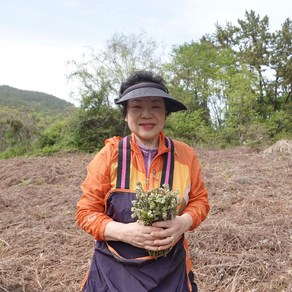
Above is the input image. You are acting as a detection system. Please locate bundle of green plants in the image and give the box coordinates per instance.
[131,182,180,258]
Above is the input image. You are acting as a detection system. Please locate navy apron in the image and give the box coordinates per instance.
[82,136,197,292]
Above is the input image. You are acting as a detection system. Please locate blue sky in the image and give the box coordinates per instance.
[0,0,291,103]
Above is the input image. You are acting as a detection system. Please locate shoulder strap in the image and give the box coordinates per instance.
[116,135,175,190]
[160,137,174,190]
[116,135,131,189]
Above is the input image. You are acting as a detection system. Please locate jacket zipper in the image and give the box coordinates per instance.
[137,146,168,190]
[146,150,165,190]
[146,148,152,189]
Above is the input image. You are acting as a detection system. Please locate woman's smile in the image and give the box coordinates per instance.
[126,97,166,148]
[139,123,156,130]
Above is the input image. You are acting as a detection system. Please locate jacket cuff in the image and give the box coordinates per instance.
[98,218,114,240]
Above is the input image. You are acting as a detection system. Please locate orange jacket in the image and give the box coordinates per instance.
[76,132,209,241]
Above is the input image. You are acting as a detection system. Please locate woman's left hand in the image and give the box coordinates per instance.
[149,213,193,250]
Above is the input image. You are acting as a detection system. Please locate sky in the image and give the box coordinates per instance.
[0,0,291,105]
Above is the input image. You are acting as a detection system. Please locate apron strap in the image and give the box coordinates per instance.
[116,135,174,189]
[160,137,174,190]
[116,135,131,189]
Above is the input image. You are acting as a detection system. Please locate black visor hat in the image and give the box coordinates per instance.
[115,82,187,113]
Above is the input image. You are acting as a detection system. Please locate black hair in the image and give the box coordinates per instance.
[118,70,170,117]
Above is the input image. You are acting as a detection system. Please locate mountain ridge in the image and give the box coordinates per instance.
[0,85,75,116]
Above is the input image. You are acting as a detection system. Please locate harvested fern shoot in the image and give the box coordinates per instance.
[131,182,180,258]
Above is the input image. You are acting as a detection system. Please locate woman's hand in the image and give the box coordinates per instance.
[104,221,163,249]
[149,213,193,251]
[104,213,193,252]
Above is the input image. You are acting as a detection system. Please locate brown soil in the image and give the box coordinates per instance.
[0,146,291,292]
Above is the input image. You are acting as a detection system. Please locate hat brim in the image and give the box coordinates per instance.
[115,87,187,112]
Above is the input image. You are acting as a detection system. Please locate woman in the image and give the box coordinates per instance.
[76,71,210,292]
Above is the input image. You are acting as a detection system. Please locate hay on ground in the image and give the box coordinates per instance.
[263,140,292,155]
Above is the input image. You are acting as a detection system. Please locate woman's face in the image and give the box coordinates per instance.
[125,97,166,148]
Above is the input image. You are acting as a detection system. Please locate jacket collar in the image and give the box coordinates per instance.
[130,132,170,155]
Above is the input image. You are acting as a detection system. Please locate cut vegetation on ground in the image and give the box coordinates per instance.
[0,144,291,291]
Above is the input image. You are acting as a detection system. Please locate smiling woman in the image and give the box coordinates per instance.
[76,70,210,292]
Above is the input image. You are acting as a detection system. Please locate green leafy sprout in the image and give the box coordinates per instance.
[131,182,181,258]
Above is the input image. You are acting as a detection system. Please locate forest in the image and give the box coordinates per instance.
[0,10,291,158]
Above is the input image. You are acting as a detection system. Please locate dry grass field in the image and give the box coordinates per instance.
[0,142,291,291]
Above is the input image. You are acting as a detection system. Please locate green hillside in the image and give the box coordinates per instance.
[0,85,75,115]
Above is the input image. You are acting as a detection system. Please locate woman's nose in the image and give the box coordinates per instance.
[141,107,152,117]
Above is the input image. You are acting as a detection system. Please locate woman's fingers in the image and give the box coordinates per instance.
[146,235,174,251]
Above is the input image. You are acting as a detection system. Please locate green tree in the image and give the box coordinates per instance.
[270,18,292,112]
[0,107,38,157]
[214,11,292,119]
[68,32,164,109]
[211,10,292,142]
[165,38,242,131]
[224,65,259,143]
[165,39,216,120]
[69,106,124,152]
[165,110,215,146]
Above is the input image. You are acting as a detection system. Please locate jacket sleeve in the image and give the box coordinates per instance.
[182,149,210,230]
[76,144,114,241]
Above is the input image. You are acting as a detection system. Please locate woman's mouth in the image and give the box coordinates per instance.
[140,123,155,130]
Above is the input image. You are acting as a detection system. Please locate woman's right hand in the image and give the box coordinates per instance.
[104,221,163,250]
